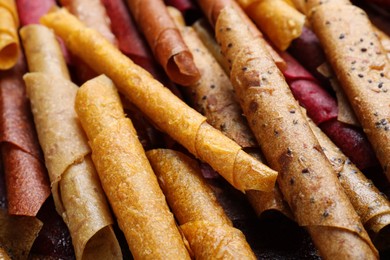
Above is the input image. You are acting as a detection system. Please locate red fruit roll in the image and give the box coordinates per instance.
[0,55,50,216]
[280,52,379,170]
[102,0,183,96]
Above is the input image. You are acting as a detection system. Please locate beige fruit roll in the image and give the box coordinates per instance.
[306,0,390,181]
[20,24,121,260]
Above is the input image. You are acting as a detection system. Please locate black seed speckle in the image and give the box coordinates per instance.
[361,48,367,52]
[242,67,247,71]
[210,84,215,89]
[378,82,384,88]
[227,43,233,48]
[339,33,345,39]
[358,74,364,78]
[302,168,309,174]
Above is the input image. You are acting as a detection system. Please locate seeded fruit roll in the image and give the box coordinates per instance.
[75,75,191,259]
[305,0,390,180]
[21,24,122,260]
[41,8,278,193]
[214,6,378,259]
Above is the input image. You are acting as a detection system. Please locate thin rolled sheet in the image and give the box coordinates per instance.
[307,1,390,180]
[215,6,378,259]
[75,75,190,259]
[126,0,200,86]
[0,208,43,259]
[172,9,256,148]
[197,0,286,70]
[21,24,121,260]
[101,0,175,88]
[41,8,278,192]
[24,72,122,260]
[307,115,390,251]
[0,0,19,70]
[0,55,50,216]
[147,149,256,259]
[237,0,305,51]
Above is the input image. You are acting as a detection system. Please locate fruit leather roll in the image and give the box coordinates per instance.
[235,0,305,51]
[306,114,390,251]
[125,0,200,86]
[215,6,378,258]
[41,8,278,193]
[147,149,257,259]
[0,55,50,216]
[280,51,379,170]
[0,0,19,70]
[169,6,291,217]
[306,0,390,180]
[101,0,174,89]
[75,75,190,259]
[197,0,286,70]
[21,24,121,260]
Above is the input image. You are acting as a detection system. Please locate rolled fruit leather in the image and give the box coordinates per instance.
[0,54,50,217]
[214,6,378,259]
[147,149,257,259]
[257,4,381,171]
[306,113,390,251]
[125,0,200,86]
[40,8,278,193]
[75,75,191,259]
[101,0,178,92]
[21,24,122,260]
[235,0,305,51]
[305,0,390,181]
[169,6,291,217]
[0,0,19,70]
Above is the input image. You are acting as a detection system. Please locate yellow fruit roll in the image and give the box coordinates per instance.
[21,24,122,260]
[147,149,257,259]
[236,0,305,51]
[75,75,191,259]
[40,8,278,193]
[0,0,19,70]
